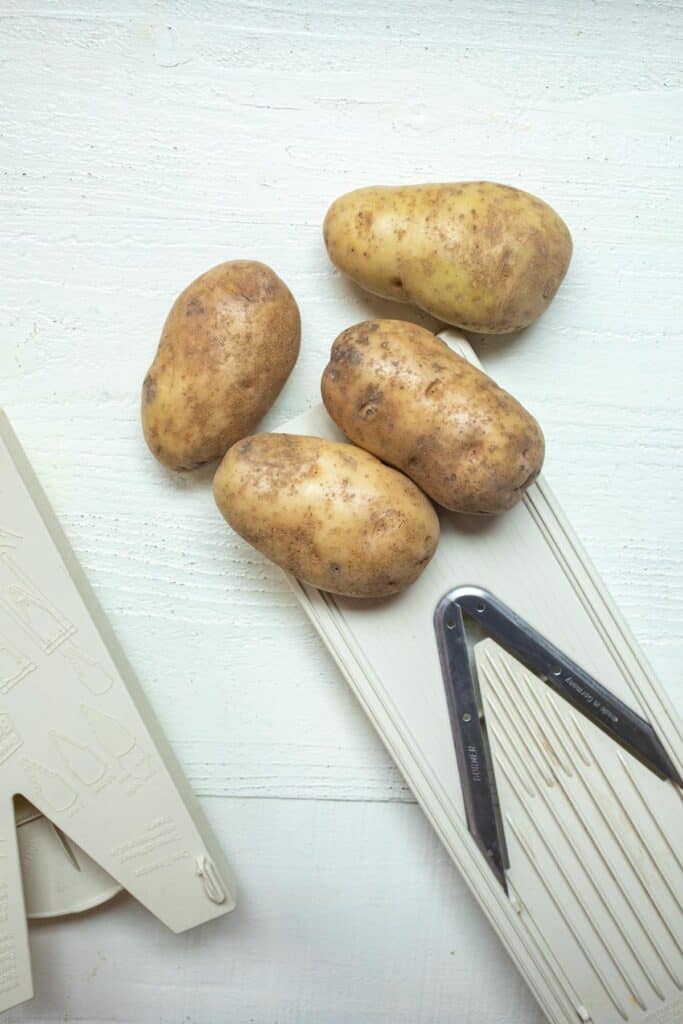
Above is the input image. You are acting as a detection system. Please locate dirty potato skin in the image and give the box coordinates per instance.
[142,261,301,470]
[321,320,545,514]
[323,182,572,333]
[213,433,440,598]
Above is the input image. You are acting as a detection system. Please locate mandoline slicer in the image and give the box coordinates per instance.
[0,412,236,1015]
[281,330,683,1024]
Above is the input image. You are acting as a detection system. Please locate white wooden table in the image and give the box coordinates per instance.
[2,2,682,1021]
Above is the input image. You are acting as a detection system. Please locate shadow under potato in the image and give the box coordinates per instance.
[441,508,501,537]
[331,271,545,370]
[331,272,446,336]
[144,450,220,491]
[470,324,538,363]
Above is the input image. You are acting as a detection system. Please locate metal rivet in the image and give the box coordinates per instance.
[463,712,472,723]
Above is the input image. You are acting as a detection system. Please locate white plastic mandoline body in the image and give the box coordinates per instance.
[282,331,683,1024]
[0,412,236,1014]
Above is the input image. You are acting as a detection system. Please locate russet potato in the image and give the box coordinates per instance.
[142,260,300,470]
[213,433,439,598]
[323,182,571,333]
[321,320,544,514]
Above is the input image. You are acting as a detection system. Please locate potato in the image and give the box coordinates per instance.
[321,320,544,514]
[323,182,572,334]
[213,433,439,598]
[142,260,300,470]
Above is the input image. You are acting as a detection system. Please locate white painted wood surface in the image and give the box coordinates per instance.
[1,2,681,1021]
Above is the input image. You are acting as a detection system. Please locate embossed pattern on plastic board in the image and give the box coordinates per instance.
[0,412,236,1014]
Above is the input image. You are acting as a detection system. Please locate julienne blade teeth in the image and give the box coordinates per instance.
[567,709,595,767]
[618,751,683,874]
[590,752,683,919]
[476,632,682,976]
[505,813,631,1021]
[479,643,682,1000]
[487,710,538,799]
[484,668,556,788]
[499,758,648,1013]
[556,700,683,960]
[484,659,667,1003]
[491,722,666,1001]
